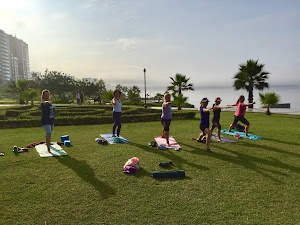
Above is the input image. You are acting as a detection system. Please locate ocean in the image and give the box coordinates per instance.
[144,85,300,114]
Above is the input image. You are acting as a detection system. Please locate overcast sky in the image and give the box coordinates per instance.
[1,0,299,88]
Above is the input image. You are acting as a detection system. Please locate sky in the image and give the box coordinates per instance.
[1,0,299,89]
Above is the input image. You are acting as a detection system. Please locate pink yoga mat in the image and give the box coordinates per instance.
[154,136,181,149]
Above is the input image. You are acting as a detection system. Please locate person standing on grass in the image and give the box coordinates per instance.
[210,97,230,142]
[161,93,172,147]
[76,91,80,105]
[40,89,55,153]
[197,98,213,152]
[228,95,255,137]
[112,90,122,137]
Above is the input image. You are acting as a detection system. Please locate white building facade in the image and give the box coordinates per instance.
[0,28,30,85]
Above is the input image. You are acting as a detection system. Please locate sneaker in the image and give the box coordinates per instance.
[112,134,116,137]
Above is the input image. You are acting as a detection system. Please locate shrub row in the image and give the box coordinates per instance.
[0,111,196,128]
[0,111,5,120]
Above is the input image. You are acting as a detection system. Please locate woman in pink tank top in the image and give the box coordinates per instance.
[228,95,255,137]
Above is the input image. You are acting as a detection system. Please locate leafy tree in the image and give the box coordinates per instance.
[95,79,106,103]
[173,94,188,110]
[233,59,270,108]
[167,73,194,109]
[40,70,76,102]
[154,93,164,103]
[102,90,114,103]
[115,84,128,101]
[29,72,42,89]
[128,85,141,104]
[116,84,128,96]
[259,92,280,115]
[75,78,106,103]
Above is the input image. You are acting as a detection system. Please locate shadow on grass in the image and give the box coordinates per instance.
[181,141,300,184]
[128,167,152,178]
[263,137,300,148]
[129,142,209,172]
[55,155,116,199]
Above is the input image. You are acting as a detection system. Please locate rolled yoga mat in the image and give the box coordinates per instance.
[152,170,185,178]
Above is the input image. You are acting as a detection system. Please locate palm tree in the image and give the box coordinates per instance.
[167,73,194,95]
[259,92,280,115]
[7,80,30,104]
[233,59,270,108]
[167,73,194,109]
[154,93,164,103]
[173,94,188,110]
[27,89,41,105]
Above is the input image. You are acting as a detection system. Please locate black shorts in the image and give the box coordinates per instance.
[233,116,250,126]
[200,125,209,132]
[212,117,221,130]
[161,119,171,131]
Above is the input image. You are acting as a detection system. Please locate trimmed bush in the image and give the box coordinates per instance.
[5,110,21,117]
[0,104,196,128]
[0,111,5,120]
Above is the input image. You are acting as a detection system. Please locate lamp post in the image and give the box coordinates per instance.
[143,68,147,108]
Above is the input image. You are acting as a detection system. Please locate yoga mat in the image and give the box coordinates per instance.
[35,142,68,157]
[154,136,181,149]
[221,129,262,140]
[211,132,238,143]
[100,133,129,144]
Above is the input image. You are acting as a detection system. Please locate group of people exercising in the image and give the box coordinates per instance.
[40,89,254,153]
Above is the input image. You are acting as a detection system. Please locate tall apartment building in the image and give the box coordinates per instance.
[0,29,11,84]
[0,28,30,85]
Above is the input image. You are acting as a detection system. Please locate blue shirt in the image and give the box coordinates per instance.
[161,102,172,119]
[200,106,209,127]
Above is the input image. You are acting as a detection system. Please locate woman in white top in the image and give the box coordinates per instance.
[112,90,122,137]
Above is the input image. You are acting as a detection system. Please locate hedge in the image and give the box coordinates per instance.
[0,111,5,120]
[0,111,196,128]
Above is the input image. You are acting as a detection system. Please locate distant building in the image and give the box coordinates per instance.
[0,29,11,84]
[0,28,30,85]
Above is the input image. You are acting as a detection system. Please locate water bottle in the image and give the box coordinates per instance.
[13,145,18,154]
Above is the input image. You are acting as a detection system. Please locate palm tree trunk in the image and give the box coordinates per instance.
[248,88,254,108]
[266,105,271,115]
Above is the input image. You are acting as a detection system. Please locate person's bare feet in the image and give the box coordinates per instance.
[47,149,51,153]
[161,136,165,138]
[166,143,171,147]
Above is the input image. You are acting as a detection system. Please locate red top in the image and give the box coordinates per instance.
[234,102,246,116]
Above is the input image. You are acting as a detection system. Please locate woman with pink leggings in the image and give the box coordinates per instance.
[228,95,255,137]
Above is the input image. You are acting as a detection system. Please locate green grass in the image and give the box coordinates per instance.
[1,112,300,224]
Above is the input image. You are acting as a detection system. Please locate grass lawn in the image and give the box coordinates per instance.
[1,111,300,224]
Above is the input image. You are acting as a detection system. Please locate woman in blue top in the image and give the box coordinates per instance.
[161,93,172,147]
[40,89,55,153]
[197,97,213,152]
[112,89,122,137]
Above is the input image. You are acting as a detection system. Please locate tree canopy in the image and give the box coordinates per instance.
[233,59,270,108]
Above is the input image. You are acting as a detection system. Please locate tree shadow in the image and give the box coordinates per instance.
[126,167,152,178]
[55,155,116,199]
[241,141,300,158]
[182,141,300,184]
[128,142,209,171]
[263,137,300,148]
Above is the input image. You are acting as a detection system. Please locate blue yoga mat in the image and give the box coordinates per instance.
[100,133,129,144]
[221,129,262,140]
